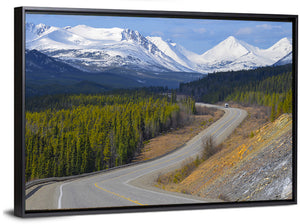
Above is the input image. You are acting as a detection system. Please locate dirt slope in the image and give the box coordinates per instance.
[174,114,293,201]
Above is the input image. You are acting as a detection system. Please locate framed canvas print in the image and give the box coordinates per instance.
[14,6,297,217]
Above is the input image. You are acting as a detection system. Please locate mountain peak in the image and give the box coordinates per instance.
[224,35,238,42]
[262,37,292,62]
[201,36,249,62]
[25,22,54,42]
[221,36,243,46]
[266,37,292,52]
[36,23,49,29]
[26,23,51,31]
[221,36,244,47]
[273,37,292,47]
[121,28,143,42]
[278,37,291,43]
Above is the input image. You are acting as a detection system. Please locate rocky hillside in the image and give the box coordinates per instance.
[175,114,293,201]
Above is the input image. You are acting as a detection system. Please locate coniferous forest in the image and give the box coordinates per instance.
[225,71,293,121]
[25,91,195,181]
[179,64,292,103]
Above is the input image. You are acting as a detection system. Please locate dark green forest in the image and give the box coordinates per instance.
[179,64,293,121]
[179,64,292,103]
[25,91,195,181]
[225,71,293,121]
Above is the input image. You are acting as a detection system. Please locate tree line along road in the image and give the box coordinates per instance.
[25,103,247,210]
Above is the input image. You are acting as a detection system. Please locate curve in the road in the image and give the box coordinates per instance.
[26,104,247,210]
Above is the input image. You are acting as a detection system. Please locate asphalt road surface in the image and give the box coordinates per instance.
[26,103,247,210]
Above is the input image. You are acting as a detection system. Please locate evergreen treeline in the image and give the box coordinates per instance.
[25,87,169,112]
[179,64,292,103]
[25,92,195,181]
[226,71,293,121]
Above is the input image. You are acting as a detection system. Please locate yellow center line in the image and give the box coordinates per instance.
[93,149,191,205]
[94,183,147,206]
[100,149,191,184]
[210,109,238,136]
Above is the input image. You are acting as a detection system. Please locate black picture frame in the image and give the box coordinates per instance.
[14,6,298,217]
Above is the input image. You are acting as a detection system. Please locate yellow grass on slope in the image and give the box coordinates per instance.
[177,114,292,201]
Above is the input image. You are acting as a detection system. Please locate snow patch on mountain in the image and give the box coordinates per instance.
[274,52,292,66]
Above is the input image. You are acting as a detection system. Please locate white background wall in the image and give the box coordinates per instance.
[1,0,299,223]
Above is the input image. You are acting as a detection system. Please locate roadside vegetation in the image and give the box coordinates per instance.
[156,135,222,188]
[201,136,223,161]
[157,157,202,186]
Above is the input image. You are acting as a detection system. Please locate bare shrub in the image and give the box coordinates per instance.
[155,136,222,187]
[156,155,202,185]
[202,135,222,160]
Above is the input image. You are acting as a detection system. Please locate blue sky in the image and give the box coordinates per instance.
[26,13,292,54]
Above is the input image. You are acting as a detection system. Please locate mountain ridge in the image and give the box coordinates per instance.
[26,23,292,74]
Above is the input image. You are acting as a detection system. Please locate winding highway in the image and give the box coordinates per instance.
[26,103,247,210]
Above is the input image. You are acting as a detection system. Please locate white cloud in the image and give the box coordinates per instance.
[256,24,282,30]
[236,23,283,36]
[235,27,253,35]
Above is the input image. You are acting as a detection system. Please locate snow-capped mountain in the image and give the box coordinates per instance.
[146,37,196,71]
[26,23,292,74]
[174,36,292,73]
[263,38,292,59]
[26,23,58,42]
[26,24,193,73]
[200,36,251,63]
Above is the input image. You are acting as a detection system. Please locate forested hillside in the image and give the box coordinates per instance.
[25,91,195,181]
[225,71,292,121]
[179,64,293,120]
[179,64,292,103]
